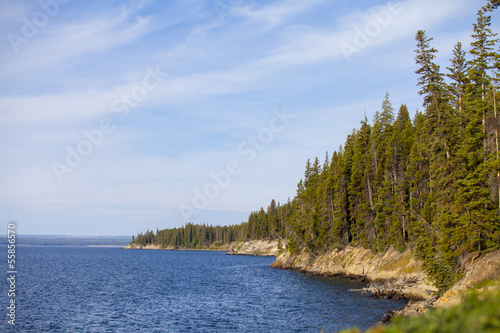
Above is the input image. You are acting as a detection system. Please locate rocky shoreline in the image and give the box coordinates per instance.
[125,240,500,321]
[271,246,500,319]
[124,239,282,256]
[271,246,437,302]
[226,239,282,256]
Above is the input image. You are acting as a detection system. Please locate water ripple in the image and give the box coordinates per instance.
[1,247,407,332]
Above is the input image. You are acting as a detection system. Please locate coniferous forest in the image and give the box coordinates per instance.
[132,2,500,290]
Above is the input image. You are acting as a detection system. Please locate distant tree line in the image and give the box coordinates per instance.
[132,3,499,290]
[132,199,297,248]
[133,223,247,248]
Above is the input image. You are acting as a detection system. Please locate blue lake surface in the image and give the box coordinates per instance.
[1,246,407,332]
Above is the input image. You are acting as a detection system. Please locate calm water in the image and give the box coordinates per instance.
[1,246,406,332]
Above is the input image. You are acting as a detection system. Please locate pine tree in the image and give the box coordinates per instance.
[415,30,448,124]
[406,111,432,243]
[468,10,498,153]
[371,93,396,251]
[318,152,333,251]
[456,9,500,254]
[484,0,500,11]
[349,117,376,248]
[388,105,415,250]
[414,30,454,250]
[267,199,278,238]
[447,42,469,118]
[335,140,354,245]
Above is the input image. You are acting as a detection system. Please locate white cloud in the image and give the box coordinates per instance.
[0,0,485,234]
[257,0,473,67]
[0,0,474,125]
[233,0,330,28]
[1,11,154,77]
[0,90,110,124]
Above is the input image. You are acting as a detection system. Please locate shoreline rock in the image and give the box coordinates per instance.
[124,243,164,250]
[270,246,440,322]
[395,249,500,317]
[226,239,283,256]
[124,239,283,256]
[271,246,500,320]
[126,240,500,323]
[271,246,437,302]
[433,249,500,309]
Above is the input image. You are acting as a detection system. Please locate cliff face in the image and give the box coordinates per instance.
[271,246,438,301]
[124,239,283,256]
[271,246,500,318]
[227,239,282,256]
[433,249,500,309]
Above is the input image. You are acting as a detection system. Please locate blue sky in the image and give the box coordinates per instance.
[0,0,497,236]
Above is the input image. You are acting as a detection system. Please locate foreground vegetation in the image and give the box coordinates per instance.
[342,280,500,333]
[132,1,499,293]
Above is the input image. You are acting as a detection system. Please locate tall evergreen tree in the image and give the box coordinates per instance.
[447,42,469,118]
[371,93,396,251]
[468,10,498,153]
[415,30,448,123]
[349,117,376,248]
[388,105,415,249]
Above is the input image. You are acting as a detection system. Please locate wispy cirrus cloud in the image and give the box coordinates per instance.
[232,0,331,28]
[0,0,490,235]
[1,10,153,80]
[0,0,477,124]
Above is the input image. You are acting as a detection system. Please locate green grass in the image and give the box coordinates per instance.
[378,251,413,272]
[341,286,500,333]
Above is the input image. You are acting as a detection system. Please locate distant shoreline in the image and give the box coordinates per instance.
[125,239,282,256]
[0,235,131,247]
[4,244,128,248]
[124,246,228,252]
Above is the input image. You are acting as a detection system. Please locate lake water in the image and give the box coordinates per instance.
[2,246,406,332]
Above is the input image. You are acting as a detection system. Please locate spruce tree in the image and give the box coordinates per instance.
[349,118,376,248]
[415,30,448,123]
[456,9,500,254]
[468,10,498,153]
[389,105,415,249]
[447,42,469,118]
[371,93,396,251]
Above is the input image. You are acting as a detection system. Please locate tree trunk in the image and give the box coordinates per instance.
[483,75,487,153]
[459,90,462,115]
[367,174,374,211]
[331,198,335,221]
[493,76,500,216]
